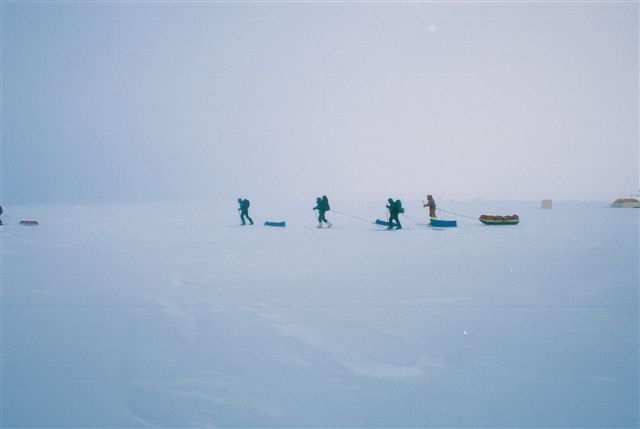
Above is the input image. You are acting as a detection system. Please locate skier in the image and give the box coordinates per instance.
[423,195,437,218]
[313,195,332,228]
[237,198,254,225]
[386,198,402,230]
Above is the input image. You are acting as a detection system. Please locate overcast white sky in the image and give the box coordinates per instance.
[1,1,638,204]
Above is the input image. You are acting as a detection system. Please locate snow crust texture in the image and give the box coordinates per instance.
[1,201,638,427]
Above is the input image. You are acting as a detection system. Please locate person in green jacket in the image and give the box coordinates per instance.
[237,198,254,225]
[386,198,402,230]
[313,195,332,228]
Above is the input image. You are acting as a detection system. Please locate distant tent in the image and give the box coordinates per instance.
[541,199,552,209]
[611,198,640,208]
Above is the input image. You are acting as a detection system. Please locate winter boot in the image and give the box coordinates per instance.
[317,221,323,229]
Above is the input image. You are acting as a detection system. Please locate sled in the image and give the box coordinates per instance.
[611,198,640,208]
[479,215,519,225]
[429,218,457,229]
[20,220,39,226]
[264,221,286,227]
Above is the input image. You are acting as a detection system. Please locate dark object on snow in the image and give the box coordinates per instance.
[20,220,39,226]
[264,221,286,227]
[313,195,332,228]
[479,214,519,225]
[385,198,402,230]
[237,198,254,225]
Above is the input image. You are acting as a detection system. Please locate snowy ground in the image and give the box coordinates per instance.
[1,200,638,428]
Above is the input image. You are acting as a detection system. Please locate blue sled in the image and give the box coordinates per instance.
[264,221,286,227]
[375,219,401,228]
[429,218,457,228]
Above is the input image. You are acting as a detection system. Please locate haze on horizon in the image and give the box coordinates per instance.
[1,1,638,205]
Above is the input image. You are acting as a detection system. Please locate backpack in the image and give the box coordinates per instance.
[245,199,250,208]
[322,197,330,211]
[396,200,404,213]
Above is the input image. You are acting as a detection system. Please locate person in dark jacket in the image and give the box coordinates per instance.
[386,198,402,230]
[237,198,253,225]
[313,195,332,228]
[423,195,437,218]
